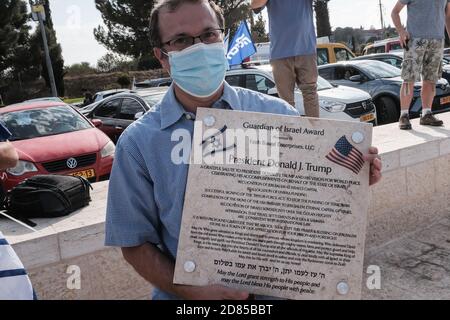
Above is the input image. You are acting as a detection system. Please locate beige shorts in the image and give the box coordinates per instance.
[401,38,444,83]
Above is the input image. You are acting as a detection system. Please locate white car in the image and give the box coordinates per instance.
[225,64,377,124]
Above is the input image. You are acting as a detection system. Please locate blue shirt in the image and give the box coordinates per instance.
[267,0,317,60]
[105,82,298,300]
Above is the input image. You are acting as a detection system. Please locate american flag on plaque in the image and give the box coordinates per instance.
[326,136,365,174]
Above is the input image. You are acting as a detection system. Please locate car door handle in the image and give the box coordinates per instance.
[115,126,124,131]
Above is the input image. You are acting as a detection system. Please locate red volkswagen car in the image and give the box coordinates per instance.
[0,101,115,195]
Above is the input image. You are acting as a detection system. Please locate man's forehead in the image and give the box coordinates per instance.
[159,1,219,40]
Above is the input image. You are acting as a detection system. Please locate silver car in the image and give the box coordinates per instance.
[318,60,450,125]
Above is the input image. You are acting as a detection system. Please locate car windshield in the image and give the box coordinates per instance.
[1,105,92,141]
[142,93,166,107]
[317,76,334,90]
[358,61,401,79]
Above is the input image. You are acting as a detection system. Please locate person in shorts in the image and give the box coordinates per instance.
[392,0,450,130]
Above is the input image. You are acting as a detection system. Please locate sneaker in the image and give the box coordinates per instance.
[399,113,412,130]
[420,113,443,126]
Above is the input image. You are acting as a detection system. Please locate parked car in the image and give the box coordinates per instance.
[317,43,356,65]
[444,48,450,60]
[134,77,172,89]
[362,38,402,55]
[318,60,450,124]
[225,64,377,124]
[82,87,168,143]
[352,52,450,84]
[92,89,131,103]
[0,101,115,195]
[24,97,65,103]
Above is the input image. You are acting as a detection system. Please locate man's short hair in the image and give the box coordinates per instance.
[150,0,225,48]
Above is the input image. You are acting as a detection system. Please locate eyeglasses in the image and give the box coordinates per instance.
[161,28,225,51]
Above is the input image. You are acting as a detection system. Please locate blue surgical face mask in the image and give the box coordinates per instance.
[168,42,229,98]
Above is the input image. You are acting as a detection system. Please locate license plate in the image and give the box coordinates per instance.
[360,113,375,122]
[440,96,450,105]
[70,169,95,179]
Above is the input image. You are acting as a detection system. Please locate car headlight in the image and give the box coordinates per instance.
[6,160,38,176]
[100,141,115,158]
[319,100,346,113]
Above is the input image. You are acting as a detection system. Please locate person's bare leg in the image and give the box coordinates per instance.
[421,81,436,115]
[420,80,443,126]
[399,82,414,129]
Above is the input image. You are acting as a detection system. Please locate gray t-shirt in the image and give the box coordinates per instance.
[400,0,450,39]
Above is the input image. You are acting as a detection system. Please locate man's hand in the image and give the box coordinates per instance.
[180,284,249,300]
[399,29,410,49]
[363,147,382,186]
[0,141,18,171]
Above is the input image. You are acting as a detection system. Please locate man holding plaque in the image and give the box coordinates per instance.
[105,0,382,300]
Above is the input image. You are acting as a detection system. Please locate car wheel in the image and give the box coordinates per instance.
[376,96,399,125]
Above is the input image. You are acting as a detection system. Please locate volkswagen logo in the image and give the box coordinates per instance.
[66,158,78,169]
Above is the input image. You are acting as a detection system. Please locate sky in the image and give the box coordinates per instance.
[45,0,406,66]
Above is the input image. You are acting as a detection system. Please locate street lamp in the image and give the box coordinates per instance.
[29,0,58,97]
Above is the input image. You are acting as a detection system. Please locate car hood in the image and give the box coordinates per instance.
[11,128,110,163]
[316,86,371,103]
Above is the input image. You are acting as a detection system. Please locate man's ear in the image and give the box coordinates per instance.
[154,48,170,72]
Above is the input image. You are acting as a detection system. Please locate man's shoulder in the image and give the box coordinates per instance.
[232,86,299,116]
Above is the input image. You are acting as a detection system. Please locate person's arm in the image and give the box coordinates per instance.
[391,1,409,48]
[0,141,18,170]
[445,2,450,40]
[122,244,249,300]
[106,136,249,300]
[251,0,268,9]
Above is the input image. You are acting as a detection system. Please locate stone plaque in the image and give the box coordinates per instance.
[173,108,373,299]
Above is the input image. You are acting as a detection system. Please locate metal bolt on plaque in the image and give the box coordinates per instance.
[204,115,216,127]
[351,131,364,144]
[337,281,350,295]
[184,261,196,273]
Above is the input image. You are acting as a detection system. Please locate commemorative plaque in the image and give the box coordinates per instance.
[173,108,373,299]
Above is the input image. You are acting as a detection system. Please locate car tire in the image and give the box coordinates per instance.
[376,96,399,125]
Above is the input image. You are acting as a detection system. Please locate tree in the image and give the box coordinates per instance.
[117,73,131,88]
[0,0,30,79]
[251,13,268,43]
[65,62,97,76]
[214,0,251,36]
[97,52,135,73]
[314,0,332,38]
[94,0,155,62]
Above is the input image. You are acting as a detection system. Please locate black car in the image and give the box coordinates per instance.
[80,88,167,143]
[318,60,450,125]
[352,52,450,84]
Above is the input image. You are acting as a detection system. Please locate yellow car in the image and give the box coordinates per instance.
[317,43,356,65]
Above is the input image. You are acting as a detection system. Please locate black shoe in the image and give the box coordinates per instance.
[399,113,412,130]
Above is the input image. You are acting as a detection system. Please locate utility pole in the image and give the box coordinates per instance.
[379,0,385,36]
[30,1,58,97]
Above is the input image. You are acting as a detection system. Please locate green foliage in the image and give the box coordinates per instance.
[94,0,155,59]
[314,0,332,38]
[117,73,131,88]
[97,52,136,73]
[65,62,97,76]
[251,13,268,43]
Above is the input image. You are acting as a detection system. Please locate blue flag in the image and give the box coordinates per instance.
[226,21,256,66]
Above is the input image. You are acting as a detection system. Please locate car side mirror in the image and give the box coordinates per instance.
[134,112,144,120]
[349,75,364,82]
[267,88,279,97]
[91,119,103,128]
